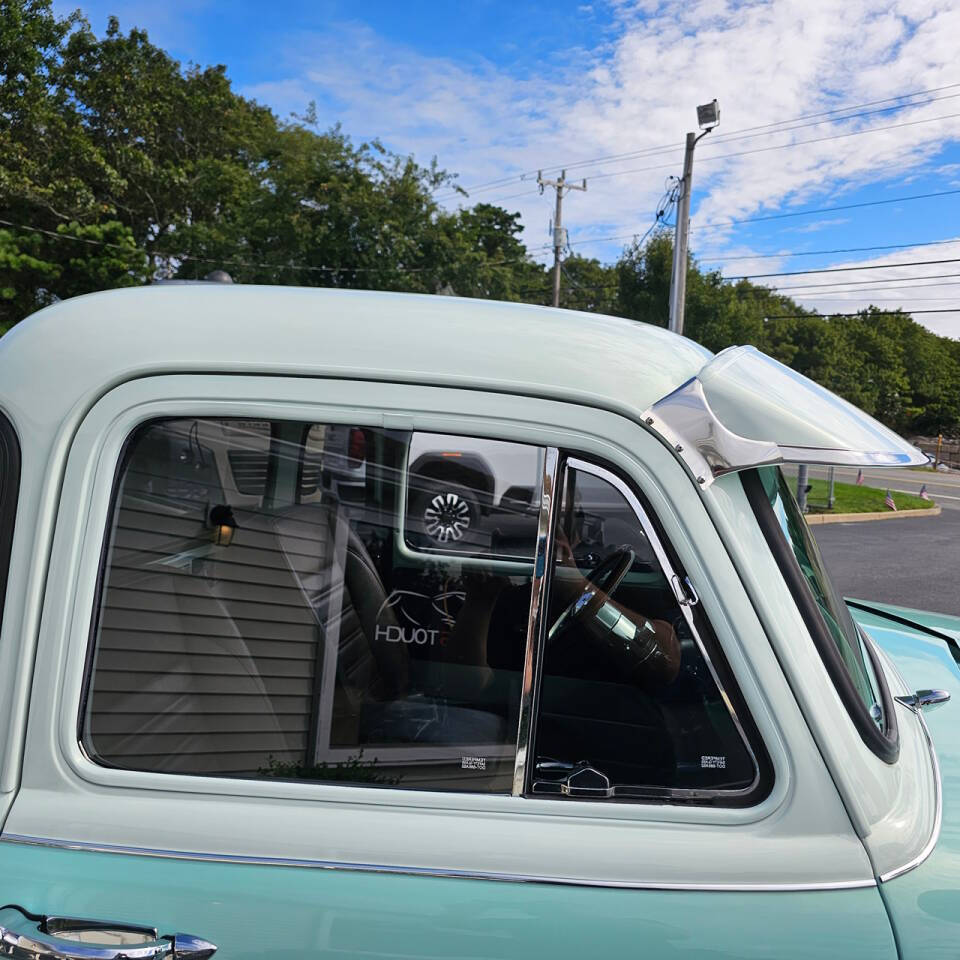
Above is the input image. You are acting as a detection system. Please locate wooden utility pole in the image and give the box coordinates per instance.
[538,169,587,307]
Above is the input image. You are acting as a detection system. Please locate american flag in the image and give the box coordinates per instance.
[885,489,897,511]
[856,469,864,485]
[920,484,931,501]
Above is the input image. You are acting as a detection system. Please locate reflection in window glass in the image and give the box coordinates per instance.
[534,465,758,801]
[404,434,544,560]
[83,419,543,793]
[0,416,18,634]
[755,466,879,715]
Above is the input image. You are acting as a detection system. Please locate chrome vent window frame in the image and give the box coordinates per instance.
[518,455,771,806]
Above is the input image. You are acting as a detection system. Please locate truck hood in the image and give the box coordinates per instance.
[848,598,960,945]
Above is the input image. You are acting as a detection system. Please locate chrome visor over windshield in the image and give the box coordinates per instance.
[641,345,926,486]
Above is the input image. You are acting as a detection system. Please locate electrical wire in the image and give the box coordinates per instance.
[765,308,960,318]
[437,81,960,200]
[564,187,960,250]
[695,237,960,263]
[723,257,960,281]
[0,216,552,276]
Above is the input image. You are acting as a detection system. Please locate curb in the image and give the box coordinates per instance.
[806,505,941,525]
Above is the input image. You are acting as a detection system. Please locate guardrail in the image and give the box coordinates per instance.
[914,436,960,469]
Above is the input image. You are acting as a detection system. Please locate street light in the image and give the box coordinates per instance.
[696,99,721,130]
[668,99,721,335]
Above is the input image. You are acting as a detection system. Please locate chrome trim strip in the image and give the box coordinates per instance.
[0,833,876,892]
[878,704,943,883]
[642,379,780,486]
[512,446,561,796]
[561,458,762,799]
[777,446,925,468]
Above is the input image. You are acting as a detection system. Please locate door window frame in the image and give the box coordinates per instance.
[17,374,883,892]
[516,454,770,805]
[76,416,771,807]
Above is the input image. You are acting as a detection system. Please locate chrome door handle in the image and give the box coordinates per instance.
[0,907,217,960]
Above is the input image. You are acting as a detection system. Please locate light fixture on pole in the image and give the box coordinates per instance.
[668,99,720,335]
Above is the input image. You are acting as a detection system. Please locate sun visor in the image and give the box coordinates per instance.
[642,345,926,485]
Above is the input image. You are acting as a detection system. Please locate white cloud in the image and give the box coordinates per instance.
[80,0,960,334]
[246,1,960,291]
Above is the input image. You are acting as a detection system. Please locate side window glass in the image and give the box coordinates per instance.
[0,415,19,631]
[83,419,542,793]
[532,461,760,802]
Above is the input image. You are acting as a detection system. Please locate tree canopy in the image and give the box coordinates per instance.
[3,0,959,435]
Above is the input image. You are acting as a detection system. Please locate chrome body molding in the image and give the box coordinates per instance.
[0,834,876,892]
[878,705,943,883]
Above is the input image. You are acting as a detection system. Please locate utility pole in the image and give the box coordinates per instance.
[668,99,720,335]
[538,169,587,307]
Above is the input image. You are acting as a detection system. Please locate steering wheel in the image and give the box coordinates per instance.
[549,546,635,637]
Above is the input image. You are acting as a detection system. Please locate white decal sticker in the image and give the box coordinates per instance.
[700,755,727,769]
[461,756,487,770]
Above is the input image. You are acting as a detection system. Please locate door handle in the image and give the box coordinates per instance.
[0,907,217,960]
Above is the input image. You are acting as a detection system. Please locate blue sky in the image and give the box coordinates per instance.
[61,0,960,335]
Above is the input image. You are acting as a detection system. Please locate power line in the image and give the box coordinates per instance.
[766,308,960,318]
[577,109,960,187]
[723,257,960,281]
[565,187,960,250]
[770,274,960,292]
[447,101,960,205]
[438,81,960,200]
[0,216,551,276]
[696,237,960,263]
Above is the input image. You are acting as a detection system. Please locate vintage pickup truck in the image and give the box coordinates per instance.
[0,285,956,959]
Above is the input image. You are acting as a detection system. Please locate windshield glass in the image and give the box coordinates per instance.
[755,466,879,715]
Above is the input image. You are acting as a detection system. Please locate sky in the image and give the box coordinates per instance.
[58,0,960,336]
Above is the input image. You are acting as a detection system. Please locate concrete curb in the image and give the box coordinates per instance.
[806,505,941,525]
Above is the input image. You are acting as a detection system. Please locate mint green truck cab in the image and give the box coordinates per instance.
[0,286,953,958]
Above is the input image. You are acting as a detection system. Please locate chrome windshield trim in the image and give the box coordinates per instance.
[0,834,876,892]
[557,458,762,800]
[642,379,780,486]
[641,376,926,487]
[512,446,561,796]
[878,704,943,883]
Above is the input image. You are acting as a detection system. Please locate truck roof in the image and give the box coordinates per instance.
[0,286,711,434]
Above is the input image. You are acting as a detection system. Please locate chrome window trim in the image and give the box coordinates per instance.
[0,833,876,892]
[878,703,943,883]
[641,378,926,488]
[512,447,561,795]
[529,457,763,802]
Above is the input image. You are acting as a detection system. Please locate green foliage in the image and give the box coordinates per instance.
[260,751,401,785]
[1,2,545,302]
[2,0,959,438]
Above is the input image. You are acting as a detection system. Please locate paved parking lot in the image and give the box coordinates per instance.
[813,502,960,617]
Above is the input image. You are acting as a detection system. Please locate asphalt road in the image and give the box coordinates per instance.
[811,476,960,615]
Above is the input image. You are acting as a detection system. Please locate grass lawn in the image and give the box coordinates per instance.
[806,478,936,514]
